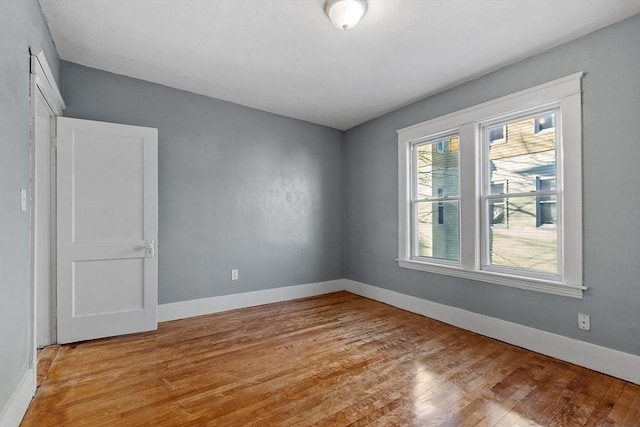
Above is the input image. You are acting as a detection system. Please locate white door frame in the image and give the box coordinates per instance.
[29,48,65,391]
[34,82,54,349]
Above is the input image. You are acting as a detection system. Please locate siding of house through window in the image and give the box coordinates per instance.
[485,113,558,274]
[414,136,460,261]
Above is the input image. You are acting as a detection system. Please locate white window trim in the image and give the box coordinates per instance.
[397,72,585,298]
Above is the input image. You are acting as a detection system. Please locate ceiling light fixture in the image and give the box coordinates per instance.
[325,0,367,30]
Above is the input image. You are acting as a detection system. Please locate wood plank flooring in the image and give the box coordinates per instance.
[36,345,61,387]
[22,292,640,426]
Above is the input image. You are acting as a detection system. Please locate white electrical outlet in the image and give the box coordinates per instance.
[231,269,238,281]
[578,313,590,331]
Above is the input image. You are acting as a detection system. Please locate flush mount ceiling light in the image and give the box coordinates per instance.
[325,0,368,30]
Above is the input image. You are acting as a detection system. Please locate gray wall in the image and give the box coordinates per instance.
[1,4,637,418]
[344,14,640,355]
[60,62,344,305]
[0,0,60,414]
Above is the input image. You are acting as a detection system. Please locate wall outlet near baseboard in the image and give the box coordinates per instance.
[578,313,590,331]
[231,269,238,281]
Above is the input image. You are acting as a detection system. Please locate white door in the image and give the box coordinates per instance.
[56,117,158,344]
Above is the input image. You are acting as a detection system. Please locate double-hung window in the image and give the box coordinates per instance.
[397,73,585,298]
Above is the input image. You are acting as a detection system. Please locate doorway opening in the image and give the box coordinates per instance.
[29,48,65,390]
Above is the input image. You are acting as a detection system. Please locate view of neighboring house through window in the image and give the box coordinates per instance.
[482,111,558,275]
[413,135,460,262]
[437,188,445,225]
[489,182,506,226]
[536,176,557,226]
[535,112,555,133]
[488,125,506,145]
[449,136,459,152]
[397,73,584,297]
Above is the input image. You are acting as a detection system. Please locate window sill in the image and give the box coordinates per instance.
[397,259,586,298]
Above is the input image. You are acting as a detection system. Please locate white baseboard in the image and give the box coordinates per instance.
[158,279,346,322]
[345,279,640,385]
[0,368,35,427]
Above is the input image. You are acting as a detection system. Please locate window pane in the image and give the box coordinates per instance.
[488,114,556,193]
[487,196,557,273]
[415,201,459,261]
[415,136,460,199]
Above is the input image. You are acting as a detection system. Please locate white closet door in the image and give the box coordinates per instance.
[56,117,158,344]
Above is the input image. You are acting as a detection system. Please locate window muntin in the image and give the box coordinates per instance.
[397,73,584,297]
[481,110,560,277]
[412,135,460,262]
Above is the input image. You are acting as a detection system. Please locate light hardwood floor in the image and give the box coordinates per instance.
[22,292,640,426]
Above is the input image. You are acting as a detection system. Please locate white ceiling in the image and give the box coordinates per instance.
[40,0,640,130]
